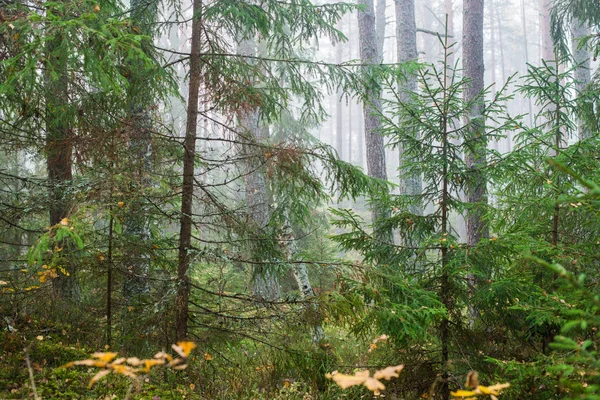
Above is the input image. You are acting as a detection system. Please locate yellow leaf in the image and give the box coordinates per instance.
[132,26,140,33]
[92,352,119,363]
[117,201,125,208]
[204,353,213,360]
[141,358,165,372]
[153,351,173,361]
[265,152,271,159]
[173,341,196,358]
[0,280,8,285]
[373,365,404,381]
[478,383,510,395]
[327,370,369,389]
[451,389,478,397]
[111,364,137,378]
[363,376,386,393]
[71,359,108,368]
[173,364,188,370]
[36,335,44,341]
[13,33,19,40]
[190,383,196,390]
[126,357,142,366]
[60,218,69,226]
[88,370,110,388]
[93,4,100,12]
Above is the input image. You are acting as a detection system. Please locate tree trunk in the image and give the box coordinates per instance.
[463,0,487,331]
[539,0,553,62]
[238,38,280,302]
[282,220,324,344]
[572,19,591,140]
[463,0,488,247]
[176,0,202,341]
[122,0,156,305]
[45,22,79,301]
[395,0,422,217]
[357,0,392,242]
[376,0,386,61]
[520,0,533,126]
[335,31,344,161]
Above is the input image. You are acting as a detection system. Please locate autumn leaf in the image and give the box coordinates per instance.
[126,357,142,366]
[92,352,119,363]
[141,358,165,372]
[117,201,124,208]
[111,364,137,378]
[204,353,213,360]
[93,4,100,12]
[88,370,110,388]
[60,218,69,226]
[363,376,386,395]
[172,341,196,358]
[373,365,404,380]
[153,351,173,361]
[326,370,369,389]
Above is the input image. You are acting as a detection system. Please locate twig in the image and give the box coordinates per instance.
[24,344,40,400]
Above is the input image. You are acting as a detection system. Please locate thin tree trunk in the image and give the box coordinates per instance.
[282,220,324,344]
[395,0,422,217]
[572,19,591,140]
[336,31,344,160]
[176,0,202,340]
[439,44,452,400]
[445,0,455,70]
[520,0,533,125]
[357,0,392,242]
[45,22,78,301]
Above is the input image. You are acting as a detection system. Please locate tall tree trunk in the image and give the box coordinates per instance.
[176,0,202,341]
[376,0,386,61]
[520,0,533,126]
[463,0,487,330]
[357,0,392,242]
[122,0,156,305]
[463,0,488,246]
[539,0,553,63]
[572,19,591,140]
[335,31,344,161]
[238,38,280,302]
[395,0,422,217]
[45,22,79,300]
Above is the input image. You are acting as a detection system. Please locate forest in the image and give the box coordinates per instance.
[1,0,600,398]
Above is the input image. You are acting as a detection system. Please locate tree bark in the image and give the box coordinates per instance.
[572,19,591,140]
[395,0,422,218]
[237,38,280,302]
[376,0,386,61]
[122,0,156,305]
[463,0,488,247]
[45,20,79,301]
[176,0,202,340]
[357,0,392,243]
